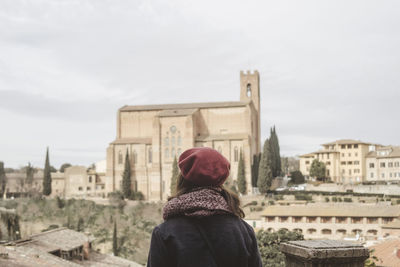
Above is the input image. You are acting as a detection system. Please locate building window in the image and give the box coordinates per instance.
[382,173,385,178]
[266,217,275,222]
[341,153,345,157]
[347,144,352,149]
[89,176,92,183]
[348,153,351,157]
[370,173,374,178]
[351,217,363,224]
[348,161,353,165]
[336,217,347,224]
[171,148,175,158]
[395,162,400,167]
[307,228,316,234]
[321,217,332,223]
[118,151,123,164]
[171,136,175,146]
[354,144,358,148]
[354,161,360,165]
[355,152,358,157]
[165,148,169,159]
[322,229,332,235]
[341,161,346,165]
[292,217,303,223]
[78,187,83,191]
[148,147,152,164]
[369,163,375,168]
[380,162,386,168]
[279,216,288,223]
[341,145,346,149]
[87,187,91,191]
[234,147,239,162]
[164,137,169,146]
[367,217,378,224]
[306,217,317,223]
[349,169,352,175]
[306,161,310,164]
[388,162,393,168]
[337,229,346,235]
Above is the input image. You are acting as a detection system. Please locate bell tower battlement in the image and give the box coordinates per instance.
[240,70,260,114]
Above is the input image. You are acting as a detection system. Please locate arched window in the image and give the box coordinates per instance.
[177,136,181,146]
[165,148,169,158]
[247,83,251,97]
[118,151,123,164]
[177,148,182,156]
[148,147,152,164]
[307,229,316,234]
[293,228,302,233]
[234,147,239,162]
[171,136,175,146]
[164,137,169,146]
[88,176,92,183]
[322,229,332,235]
[171,148,175,158]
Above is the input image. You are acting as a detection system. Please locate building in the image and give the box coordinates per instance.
[300,139,382,184]
[3,162,107,199]
[105,70,261,200]
[0,228,142,267]
[369,238,400,267]
[366,146,400,182]
[257,204,400,240]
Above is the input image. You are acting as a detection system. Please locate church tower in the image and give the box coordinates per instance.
[240,70,261,153]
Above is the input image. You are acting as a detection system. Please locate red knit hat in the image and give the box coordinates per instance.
[178,147,230,186]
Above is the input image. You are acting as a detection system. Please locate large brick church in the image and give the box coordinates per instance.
[106,71,261,200]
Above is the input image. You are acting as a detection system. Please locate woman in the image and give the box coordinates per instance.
[147,147,262,267]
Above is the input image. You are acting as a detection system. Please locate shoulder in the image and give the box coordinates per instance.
[154,217,195,239]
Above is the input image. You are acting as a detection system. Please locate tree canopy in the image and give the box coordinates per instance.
[256,229,303,267]
[237,150,246,194]
[309,159,327,181]
[60,163,72,173]
[258,139,273,194]
[42,148,52,196]
[122,149,132,199]
[290,170,305,184]
[269,126,281,178]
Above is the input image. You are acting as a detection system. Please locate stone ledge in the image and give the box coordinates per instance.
[280,240,369,267]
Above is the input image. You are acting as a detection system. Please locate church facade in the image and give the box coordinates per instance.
[106,70,261,200]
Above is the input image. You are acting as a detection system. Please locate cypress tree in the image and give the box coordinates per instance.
[26,162,34,186]
[170,156,179,195]
[122,149,132,199]
[0,161,6,197]
[257,139,274,194]
[272,126,281,177]
[251,154,261,187]
[42,148,52,196]
[77,217,84,232]
[237,151,246,194]
[113,220,118,256]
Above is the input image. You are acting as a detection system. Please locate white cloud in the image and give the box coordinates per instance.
[0,0,399,167]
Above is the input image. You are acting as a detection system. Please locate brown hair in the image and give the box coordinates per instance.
[169,174,245,218]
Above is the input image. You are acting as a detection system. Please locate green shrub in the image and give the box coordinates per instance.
[268,200,275,205]
[325,197,330,202]
[332,197,338,202]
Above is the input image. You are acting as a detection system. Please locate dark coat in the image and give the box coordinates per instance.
[147,214,262,267]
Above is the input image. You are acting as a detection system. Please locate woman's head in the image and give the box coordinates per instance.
[178,147,230,186]
[169,147,244,218]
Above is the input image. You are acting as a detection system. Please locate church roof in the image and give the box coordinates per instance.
[111,137,152,145]
[120,101,250,112]
[157,108,198,117]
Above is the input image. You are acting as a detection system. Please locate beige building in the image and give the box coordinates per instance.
[366,146,400,182]
[300,139,381,184]
[255,204,400,240]
[106,70,261,200]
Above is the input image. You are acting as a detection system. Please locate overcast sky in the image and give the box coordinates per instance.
[1,0,399,168]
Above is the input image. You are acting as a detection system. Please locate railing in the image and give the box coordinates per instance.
[280,240,369,267]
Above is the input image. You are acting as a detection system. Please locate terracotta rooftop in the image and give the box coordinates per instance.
[262,204,400,217]
[366,146,400,159]
[321,139,373,146]
[17,228,95,252]
[120,101,250,112]
[370,238,400,267]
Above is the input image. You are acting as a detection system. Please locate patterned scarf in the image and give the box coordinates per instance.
[162,187,233,220]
